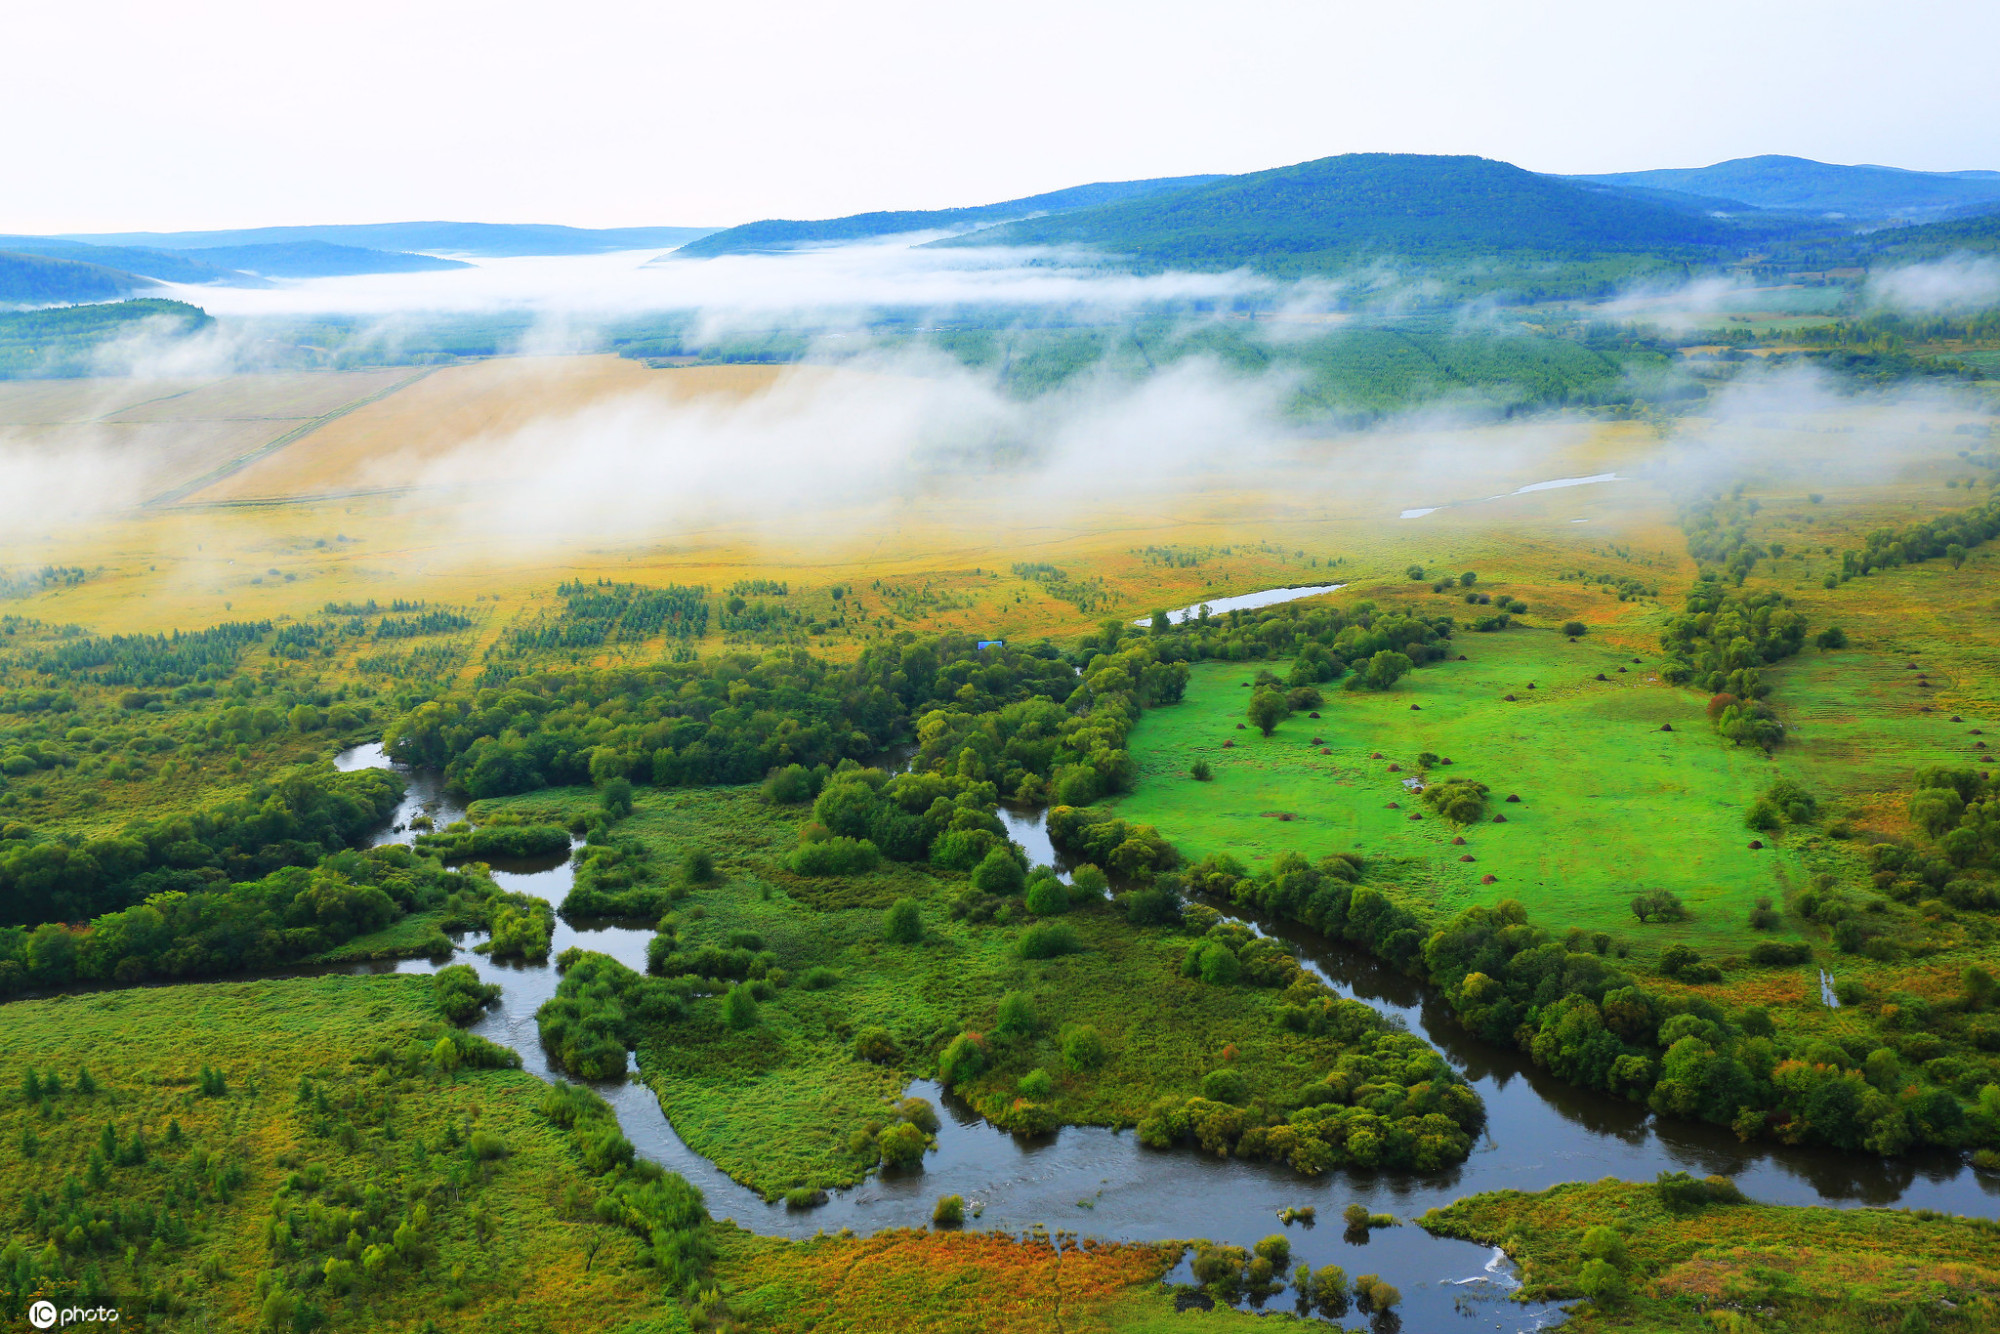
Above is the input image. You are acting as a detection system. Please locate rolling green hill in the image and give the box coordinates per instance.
[671,176,1224,258]
[0,239,243,286]
[0,298,211,378]
[1575,154,2000,219]
[0,251,158,305]
[944,153,1735,274]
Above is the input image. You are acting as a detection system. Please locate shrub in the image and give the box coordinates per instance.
[761,763,815,804]
[1061,1024,1106,1072]
[1191,759,1213,781]
[1121,885,1181,926]
[1197,941,1242,985]
[1070,864,1110,898]
[1748,896,1780,930]
[1631,888,1687,923]
[1190,1243,1249,1292]
[932,1194,964,1227]
[1017,921,1083,959]
[855,1027,898,1063]
[722,984,759,1031]
[1247,689,1289,736]
[883,897,923,944]
[434,964,501,1024]
[1421,777,1490,824]
[1562,621,1586,637]
[996,990,1038,1036]
[1024,876,1069,916]
[937,1032,986,1086]
[1579,1224,1628,1269]
[787,836,881,876]
[929,828,993,871]
[1253,1234,1290,1269]
[1748,941,1811,966]
[800,965,840,990]
[600,776,634,819]
[1310,1264,1347,1312]
[1659,943,1702,977]
[468,1130,507,1161]
[1576,1258,1629,1309]
[1201,1068,1248,1104]
[971,847,1027,895]
[1343,1202,1371,1229]
[682,848,716,883]
[877,1121,927,1168]
[1354,1274,1400,1312]
[1656,1170,1744,1210]
[1017,1068,1053,1098]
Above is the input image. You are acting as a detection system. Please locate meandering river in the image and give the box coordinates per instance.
[330,744,1997,1330]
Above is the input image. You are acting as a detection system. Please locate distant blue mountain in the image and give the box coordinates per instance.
[180,241,469,279]
[60,222,718,258]
[670,177,1226,258]
[0,238,244,285]
[0,251,159,305]
[1571,155,2000,219]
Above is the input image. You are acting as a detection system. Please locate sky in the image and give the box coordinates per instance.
[10,0,2000,234]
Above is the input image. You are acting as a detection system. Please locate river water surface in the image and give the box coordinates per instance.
[332,744,1998,1330]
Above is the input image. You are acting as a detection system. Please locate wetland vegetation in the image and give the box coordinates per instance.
[9,145,2000,1333]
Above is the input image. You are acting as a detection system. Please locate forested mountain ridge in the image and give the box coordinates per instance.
[938,154,1736,274]
[671,175,1227,258]
[0,251,159,306]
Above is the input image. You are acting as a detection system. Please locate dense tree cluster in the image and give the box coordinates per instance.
[1658,578,1807,747]
[1838,495,2000,581]
[1135,1015,1478,1173]
[791,765,1010,872]
[1900,765,2000,889]
[536,950,690,1080]
[24,621,272,689]
[1147,599,1453,685]
[512,580,709,652]
[0,765,402,925]
[0,843,515,991]
[1424,900,1976,1154]
[1166,845,1992,1156]
[388,637,1087,799]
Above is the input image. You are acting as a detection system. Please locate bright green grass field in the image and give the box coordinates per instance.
[1769,630,1999,803]
[1108,633,1808,949]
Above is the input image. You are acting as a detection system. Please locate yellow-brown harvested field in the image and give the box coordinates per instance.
[0,366,434,512]
[188,357,810,502]
[0,354,1987,672]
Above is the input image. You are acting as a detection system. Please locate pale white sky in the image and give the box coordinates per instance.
[9,0,1999,234]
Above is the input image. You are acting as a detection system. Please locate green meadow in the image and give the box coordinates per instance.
[1108,634,1808,951]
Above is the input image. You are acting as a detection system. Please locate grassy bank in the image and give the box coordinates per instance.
[1422,1177,2000,1331]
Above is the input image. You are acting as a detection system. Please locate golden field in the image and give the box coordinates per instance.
[0,351,1984,672]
